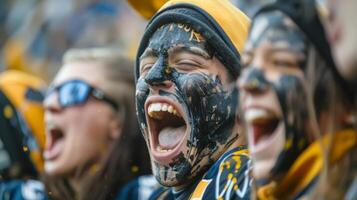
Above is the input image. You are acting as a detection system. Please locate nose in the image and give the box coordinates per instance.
[43,91,61,113]
[144,56,173,89]
[238,67,269,94]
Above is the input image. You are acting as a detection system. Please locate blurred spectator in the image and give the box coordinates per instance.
[321,0,357,88]
[43,48,154,200]
[0,70,47,199]
[0,0,146,82]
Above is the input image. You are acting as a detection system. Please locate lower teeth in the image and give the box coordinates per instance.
[156,145,172,152]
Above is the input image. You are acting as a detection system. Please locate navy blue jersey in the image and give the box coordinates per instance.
[149,146,252,200]
[0,180,48,200]
[116,175,159,200]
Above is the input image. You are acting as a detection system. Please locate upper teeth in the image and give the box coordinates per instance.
[148,103,180,119]
[244,108,270,123]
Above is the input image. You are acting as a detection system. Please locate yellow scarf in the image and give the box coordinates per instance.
[257,129,357,200]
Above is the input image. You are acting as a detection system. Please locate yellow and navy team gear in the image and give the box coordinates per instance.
[149,146,251,200]
[0,70,46,179]
[257,129,357,199]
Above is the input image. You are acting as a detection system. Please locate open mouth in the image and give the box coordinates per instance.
[43,124,65,161]
[244,108,280,145]
[145,99,188,164]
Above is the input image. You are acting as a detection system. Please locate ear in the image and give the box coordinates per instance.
[108,114,122,140]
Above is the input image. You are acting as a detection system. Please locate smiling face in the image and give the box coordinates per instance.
[238,11,314,181]
[136,23,239,187]
[43,62,118,177]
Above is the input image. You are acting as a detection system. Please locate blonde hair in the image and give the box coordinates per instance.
[63,47,134,82]
[63,47,135,122]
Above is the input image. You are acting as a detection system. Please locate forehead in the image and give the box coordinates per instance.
[247,11,307,51]
[145,23,207,53]
[53,61,104,87]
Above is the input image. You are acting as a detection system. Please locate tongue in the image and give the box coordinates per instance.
[158,126,186,149]
[44,139,64,160]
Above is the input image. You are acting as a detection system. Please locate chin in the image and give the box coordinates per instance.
[44,159,76,178]
[333,38,357,81]
[252,159,275,181]
[44,161,64,176]
[156,176,181,187]
[152,165,189,187]
[244,107,285,182]
[336,54,357,82]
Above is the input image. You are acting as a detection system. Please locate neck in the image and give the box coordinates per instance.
[228,123,247,151]
[69,177,82,195]
[229,134,247,152]
[68,163,100,196]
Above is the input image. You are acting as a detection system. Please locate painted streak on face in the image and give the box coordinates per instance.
[242,11,313,183]
[246,11,307,70]
[136,23,238,186]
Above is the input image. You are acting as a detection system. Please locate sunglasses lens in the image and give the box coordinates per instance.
[59,82,90,107]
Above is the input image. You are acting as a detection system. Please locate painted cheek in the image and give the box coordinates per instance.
[269,75,310,176]
[177,72,237,145]
[135,78,150,136]
[273,75,307,124]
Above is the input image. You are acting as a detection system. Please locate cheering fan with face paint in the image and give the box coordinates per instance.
[238,0,356,199]
[135,0,251,199]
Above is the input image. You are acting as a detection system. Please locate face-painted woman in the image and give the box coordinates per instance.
[237,0,352,198]
[240,10,309,179]
[135,0,251,199]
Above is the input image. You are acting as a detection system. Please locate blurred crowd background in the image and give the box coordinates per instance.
[2,0,322,82]
[0,0,147,82]
[0,0,328,82]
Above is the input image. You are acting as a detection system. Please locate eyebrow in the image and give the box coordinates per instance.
[169,46,211,59]
[267,47,303,56]
[140,48,158,60]
[242,50,253,57]
[140,45,211,61]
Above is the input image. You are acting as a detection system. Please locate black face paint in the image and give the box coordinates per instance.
[241,11,314,184]
[249,11,307,52]
[136,23,238,186]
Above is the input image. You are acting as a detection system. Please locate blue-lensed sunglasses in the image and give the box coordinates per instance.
[46,79,118,111]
